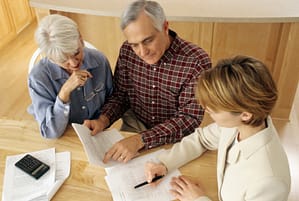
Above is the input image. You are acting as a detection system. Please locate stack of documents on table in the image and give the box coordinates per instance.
[105,149,181,201]
[72,123,124,167]
[72,124,181,201]
[2,148,70,201]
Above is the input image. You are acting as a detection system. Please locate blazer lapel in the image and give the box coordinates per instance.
[217,129,237,199]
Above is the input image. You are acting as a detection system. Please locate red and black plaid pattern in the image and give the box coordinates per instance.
[102,30,211,149]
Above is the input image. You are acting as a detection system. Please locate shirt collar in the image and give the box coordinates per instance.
[159,29,180,64]
[226,117,274,164]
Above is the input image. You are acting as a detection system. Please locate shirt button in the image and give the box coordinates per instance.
[164,62,167,65]
[77,87,81,91]
[153,67,157,71]
[152,85,156,88]
[81,106,86,110]
[152,116,155,120]
[151,101,155,104]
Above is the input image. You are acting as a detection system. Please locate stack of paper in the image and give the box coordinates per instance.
[72,123,124,167]
[105,149,181,201]
[2,148,70,201]
[72,124,181,201]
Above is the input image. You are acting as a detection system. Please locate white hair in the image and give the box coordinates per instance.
[35,14,81,63]
[120,0,166,31]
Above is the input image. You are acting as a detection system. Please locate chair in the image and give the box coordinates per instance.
[28,41,97,74]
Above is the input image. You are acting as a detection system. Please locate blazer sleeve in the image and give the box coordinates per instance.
[158,123,221,172]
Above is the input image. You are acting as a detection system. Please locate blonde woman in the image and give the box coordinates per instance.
[145,55,291,201]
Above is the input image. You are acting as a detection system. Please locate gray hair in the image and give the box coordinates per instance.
[35,14,81,63]
[120,0,166,31]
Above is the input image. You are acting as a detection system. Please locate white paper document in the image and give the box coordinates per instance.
[72,123,181,200]
[46,151,71,200]
[2,148,70,201]
[72,123,124,167]
[105,149,181,201]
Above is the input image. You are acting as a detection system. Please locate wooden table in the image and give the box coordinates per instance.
[0,119,218,200]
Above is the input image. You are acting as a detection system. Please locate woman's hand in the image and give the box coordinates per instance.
[170,176,206,201]
[145,162,167,186]
[58,70,92,103]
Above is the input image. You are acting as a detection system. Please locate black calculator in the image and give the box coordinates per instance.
[15,154,50,179]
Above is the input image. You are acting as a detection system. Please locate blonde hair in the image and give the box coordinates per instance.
[196,55,278,126]
[35,14,81,63]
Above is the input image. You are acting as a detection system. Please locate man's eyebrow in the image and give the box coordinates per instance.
[128,35,154,45]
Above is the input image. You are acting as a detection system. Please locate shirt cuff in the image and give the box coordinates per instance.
[140,131,154,150]
[55,96,70,117]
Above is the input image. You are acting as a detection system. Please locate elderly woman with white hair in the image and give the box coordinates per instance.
[28,14,113,138]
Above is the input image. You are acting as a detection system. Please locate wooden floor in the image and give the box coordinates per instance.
[0,21,298,200]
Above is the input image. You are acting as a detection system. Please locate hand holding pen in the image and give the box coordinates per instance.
[134,175,164,188]
[139,161,168,187]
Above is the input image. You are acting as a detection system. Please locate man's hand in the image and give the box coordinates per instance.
[103,134,144,163]
[83,115,109,135]
[170,176,206,201]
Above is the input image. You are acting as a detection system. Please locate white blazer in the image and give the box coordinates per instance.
[158,117,291,201]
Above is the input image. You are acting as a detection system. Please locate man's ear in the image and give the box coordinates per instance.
[163,21,169,34]
[240,112,253,122]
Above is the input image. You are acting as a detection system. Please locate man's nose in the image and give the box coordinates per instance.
[139,45,148,57]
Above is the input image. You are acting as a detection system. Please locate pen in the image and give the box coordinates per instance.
[134,175,164,189]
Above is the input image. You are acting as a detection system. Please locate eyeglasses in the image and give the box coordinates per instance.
[83,82,104,101]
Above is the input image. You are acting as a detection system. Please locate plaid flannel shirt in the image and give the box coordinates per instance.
[101,30,211,149]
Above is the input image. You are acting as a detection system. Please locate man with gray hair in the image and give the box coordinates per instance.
[84,0,211,163]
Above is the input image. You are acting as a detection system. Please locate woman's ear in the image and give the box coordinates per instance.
[240,112,253,122]
[79,32,84,46]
